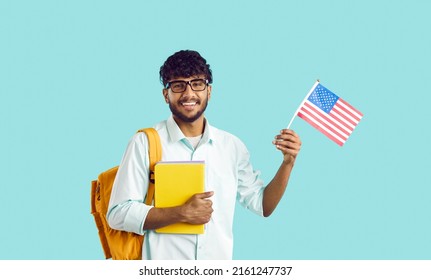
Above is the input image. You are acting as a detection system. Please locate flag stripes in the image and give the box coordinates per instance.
[298,110,345,146]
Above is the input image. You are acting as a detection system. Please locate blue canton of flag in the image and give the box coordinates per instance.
[308,84,339,113]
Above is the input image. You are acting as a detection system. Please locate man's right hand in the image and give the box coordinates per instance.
[143,191,214,230]
[180,191,214,224]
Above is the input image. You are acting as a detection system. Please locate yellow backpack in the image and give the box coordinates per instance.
[90,128,161,260]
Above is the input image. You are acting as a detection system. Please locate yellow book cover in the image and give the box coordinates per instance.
[154,161,205,234]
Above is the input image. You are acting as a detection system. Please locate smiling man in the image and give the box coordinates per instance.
[107,50,301,260]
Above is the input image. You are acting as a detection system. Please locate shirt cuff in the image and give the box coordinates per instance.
[123,203,154,235]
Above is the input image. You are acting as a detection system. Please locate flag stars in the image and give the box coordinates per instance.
[308,84,339,113]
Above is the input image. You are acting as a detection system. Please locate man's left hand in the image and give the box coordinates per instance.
[272,129,301,164]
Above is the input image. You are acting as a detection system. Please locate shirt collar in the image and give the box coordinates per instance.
[167,115,214,144]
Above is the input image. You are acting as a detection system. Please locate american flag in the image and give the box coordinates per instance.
[296,82,363,146]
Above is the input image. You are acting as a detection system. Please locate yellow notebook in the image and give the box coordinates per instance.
[154,161,205,234]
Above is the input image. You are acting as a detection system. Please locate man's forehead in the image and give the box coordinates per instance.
[170,74,206,81]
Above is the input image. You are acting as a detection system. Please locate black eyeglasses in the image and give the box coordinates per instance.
[166,79,209,93]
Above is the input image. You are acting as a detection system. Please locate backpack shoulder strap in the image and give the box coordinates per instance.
[137,128,161,205]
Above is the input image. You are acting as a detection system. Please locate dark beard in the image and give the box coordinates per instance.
[169,98,208,123]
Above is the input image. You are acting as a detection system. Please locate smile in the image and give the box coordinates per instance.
[181,102,197,106]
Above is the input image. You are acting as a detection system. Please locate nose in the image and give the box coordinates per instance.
[182,82,195,95]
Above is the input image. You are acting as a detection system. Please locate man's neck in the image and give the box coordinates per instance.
[173,115,206,137]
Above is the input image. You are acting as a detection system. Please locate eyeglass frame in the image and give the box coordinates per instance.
[165,78,209,93]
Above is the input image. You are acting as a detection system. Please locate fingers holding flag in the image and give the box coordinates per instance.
[272,129,301,164]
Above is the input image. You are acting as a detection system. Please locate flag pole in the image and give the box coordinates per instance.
[287,79,320,129]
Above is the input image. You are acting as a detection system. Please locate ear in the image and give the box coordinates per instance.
[207,85,212,101]
[162,89,169,103]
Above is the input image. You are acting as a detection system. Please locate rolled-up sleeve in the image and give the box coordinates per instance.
[235,141,265,216]
[107,133,153,235]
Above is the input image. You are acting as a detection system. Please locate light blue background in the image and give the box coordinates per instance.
[1,0,430,260]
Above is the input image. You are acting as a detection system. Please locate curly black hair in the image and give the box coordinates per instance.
[159,50,213,87]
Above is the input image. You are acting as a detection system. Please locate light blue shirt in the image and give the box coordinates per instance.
[107,115,265,260]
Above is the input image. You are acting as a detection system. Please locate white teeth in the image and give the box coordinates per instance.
[182,102,196,106]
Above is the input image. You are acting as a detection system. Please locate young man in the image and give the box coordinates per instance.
[107,50,301,260]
